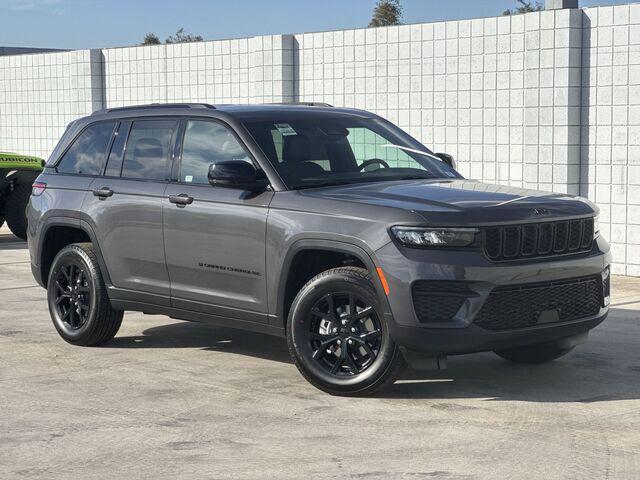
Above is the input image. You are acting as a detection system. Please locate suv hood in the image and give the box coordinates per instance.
[300,179,597,225]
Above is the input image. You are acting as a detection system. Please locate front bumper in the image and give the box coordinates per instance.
[375,236,611,354]
[389,312,606,355]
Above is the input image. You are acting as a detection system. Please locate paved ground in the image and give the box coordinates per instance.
[1,225,639,480]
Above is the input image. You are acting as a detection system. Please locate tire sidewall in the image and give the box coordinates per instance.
[287,269,397,394]
[5,183,31,239]
[47,246,100,342]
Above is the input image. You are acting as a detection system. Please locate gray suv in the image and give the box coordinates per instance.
[28,103,611,396]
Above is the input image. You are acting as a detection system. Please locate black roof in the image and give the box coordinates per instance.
[216,103,374,120]
[90,102,375,121]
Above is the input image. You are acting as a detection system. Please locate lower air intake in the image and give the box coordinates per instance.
[474,276,602,331]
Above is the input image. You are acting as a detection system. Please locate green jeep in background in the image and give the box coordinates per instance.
[0,152,44,240]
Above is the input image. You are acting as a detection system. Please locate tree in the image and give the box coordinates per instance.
[368,0,403,28]
[165,28,204,44]
[141,33,161,46]
[503,0,543,15]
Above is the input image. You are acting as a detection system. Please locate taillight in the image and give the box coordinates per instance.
[32,182,47,196]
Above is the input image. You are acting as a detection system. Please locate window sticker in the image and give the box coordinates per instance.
[274,123,297,136]
[185,175,193,183]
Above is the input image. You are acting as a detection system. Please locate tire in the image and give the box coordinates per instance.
[287,267,406,396]
[0,215,4,229]
[47,243,123,346]
[494,343,575,364]
[5,182,31,240]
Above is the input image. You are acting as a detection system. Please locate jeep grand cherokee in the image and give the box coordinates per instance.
[28,103,611,396]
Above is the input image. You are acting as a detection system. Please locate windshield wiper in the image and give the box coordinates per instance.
[394,174,435,180]
[294,174,434,190]
[295,179,360,189]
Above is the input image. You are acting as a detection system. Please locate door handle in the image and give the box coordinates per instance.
[168,194,194,206]
[93,187,114,198]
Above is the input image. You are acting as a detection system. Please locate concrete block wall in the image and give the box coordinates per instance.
[0,49,102,159]
[103,34,294,108]
[249,34,295,103]
[295,10,584,196]
[581,4,640,276]
[0,4,638,275]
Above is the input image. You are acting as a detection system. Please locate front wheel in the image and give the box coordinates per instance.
[47,243,123,346]
[494,343,575,364]
[287,267,405,396]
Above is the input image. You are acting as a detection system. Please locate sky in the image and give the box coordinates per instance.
[0,0,634,50]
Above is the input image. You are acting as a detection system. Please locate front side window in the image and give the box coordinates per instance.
[243,115,460,189]
[180,120,252,185]
[121,119,177,181]
[56,121,116,175]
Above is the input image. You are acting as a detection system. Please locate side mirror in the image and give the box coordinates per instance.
[435,152,456,170]
[208,160,268,192]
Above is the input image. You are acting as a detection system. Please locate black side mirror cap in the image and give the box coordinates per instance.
[435,152,456,170]
[208,160,268,192]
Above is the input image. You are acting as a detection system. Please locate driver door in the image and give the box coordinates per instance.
[163,118,273,324]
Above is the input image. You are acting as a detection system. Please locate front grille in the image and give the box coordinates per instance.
[412,281,476,324]
[475,276,602,331]
[483,218,594,261]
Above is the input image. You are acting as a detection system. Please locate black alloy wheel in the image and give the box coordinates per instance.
[53,261,92,332]
[47,243,123,346]
[287,267,406,396]
[305,292,382,377]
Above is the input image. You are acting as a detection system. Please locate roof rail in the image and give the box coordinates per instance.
[268,102,333,107]
[93,103,216,115]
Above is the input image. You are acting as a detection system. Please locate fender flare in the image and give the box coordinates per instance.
[38,216,112,287]
[275,238,392,325]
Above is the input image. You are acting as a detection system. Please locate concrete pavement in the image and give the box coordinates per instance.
[1,225,639,480]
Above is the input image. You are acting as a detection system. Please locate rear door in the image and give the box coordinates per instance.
[83,118,178,304]
[163,118,273,323]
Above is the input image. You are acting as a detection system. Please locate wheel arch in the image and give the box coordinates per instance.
[276,239,391,328]
[38,217,112,288]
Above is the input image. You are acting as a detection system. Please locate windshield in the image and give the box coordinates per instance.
[242,114,461,189]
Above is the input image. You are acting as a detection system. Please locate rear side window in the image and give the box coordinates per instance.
[56,122,116,175]
[121,120,177,181]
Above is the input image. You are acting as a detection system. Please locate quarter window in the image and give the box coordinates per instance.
[180,120,252,185]
[56,122,116,175]
[121,120,177,181]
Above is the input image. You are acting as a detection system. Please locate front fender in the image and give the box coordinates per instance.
[271,237,392,327]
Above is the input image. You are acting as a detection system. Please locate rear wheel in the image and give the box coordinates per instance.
[47,243,123,346]
[494,343,574,364]
[5,183,31,240]
[287,267,405,396]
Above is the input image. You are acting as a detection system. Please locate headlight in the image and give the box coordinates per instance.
[391,226,478,247]
[593,215,600,239]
